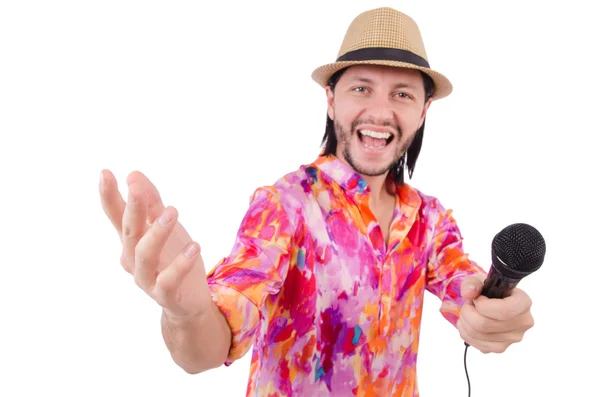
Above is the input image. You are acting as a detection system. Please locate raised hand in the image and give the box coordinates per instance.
[99,169,213,321]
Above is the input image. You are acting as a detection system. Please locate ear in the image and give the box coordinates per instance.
[326,85,335,120]
[418,97,433,128]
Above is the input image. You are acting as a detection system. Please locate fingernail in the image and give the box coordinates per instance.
[466,284,480,292]
[158,210,172,226]
[184,243,199,258]
[99,172,105,187]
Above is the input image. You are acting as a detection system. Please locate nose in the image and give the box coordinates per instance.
[363,92,395,123]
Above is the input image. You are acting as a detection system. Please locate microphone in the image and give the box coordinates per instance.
[481,223,546,299]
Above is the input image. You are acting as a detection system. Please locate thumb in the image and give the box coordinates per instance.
[461,275,485,300]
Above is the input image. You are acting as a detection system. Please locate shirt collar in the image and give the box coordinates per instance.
[311,153,422,210]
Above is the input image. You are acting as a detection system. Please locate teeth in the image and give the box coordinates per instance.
[359,130,391,139]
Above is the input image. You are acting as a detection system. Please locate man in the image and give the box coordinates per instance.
[99,7,534,396]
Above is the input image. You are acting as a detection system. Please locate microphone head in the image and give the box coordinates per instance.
[491,223,546,280]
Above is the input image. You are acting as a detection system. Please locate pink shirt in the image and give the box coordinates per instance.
[206,154,485,396]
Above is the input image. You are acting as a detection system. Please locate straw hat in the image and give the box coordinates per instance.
[311,7,452,100]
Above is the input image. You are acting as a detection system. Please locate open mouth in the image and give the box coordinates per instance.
[357,129,394,149]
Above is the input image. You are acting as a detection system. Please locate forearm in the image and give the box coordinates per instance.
[161,301,232,374]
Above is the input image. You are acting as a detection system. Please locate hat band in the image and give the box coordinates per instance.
[336,47,430,68]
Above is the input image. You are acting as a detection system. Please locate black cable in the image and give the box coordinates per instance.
[464,343,471,397]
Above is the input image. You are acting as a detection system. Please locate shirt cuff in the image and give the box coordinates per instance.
[208,282,260,366]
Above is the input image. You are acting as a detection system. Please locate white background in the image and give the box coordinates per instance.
[1,1,598,396]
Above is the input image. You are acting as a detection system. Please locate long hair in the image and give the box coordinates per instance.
[320,67,435,186]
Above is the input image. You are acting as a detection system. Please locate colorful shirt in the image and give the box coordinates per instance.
[206,154,486,397]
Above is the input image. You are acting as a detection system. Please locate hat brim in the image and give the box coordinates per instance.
[311,60,452,100]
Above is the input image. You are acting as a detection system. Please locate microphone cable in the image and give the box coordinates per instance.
[464,342,471,397]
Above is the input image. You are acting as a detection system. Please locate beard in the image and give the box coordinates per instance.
[334,119,413,177]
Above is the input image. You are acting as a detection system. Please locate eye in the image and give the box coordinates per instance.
[352,86,368,93]
[395,92,412,99]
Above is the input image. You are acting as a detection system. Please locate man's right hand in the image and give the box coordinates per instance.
[99,169,213,322]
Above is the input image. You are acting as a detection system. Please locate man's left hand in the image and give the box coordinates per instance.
[457,275,534,353]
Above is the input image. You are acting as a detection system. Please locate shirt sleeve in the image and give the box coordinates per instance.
[205,186,294,366]
[425,205,487,327]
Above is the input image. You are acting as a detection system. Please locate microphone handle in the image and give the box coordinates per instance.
[464,268,521,347]
[481,267,521,299]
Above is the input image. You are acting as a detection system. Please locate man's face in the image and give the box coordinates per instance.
[326,65,432,178]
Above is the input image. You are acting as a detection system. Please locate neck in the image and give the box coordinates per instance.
[333,153,398,207]
[362,172,396,208]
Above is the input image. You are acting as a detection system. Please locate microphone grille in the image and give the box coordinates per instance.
[492,223,546,279]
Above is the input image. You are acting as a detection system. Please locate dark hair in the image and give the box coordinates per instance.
[320,67,435,185]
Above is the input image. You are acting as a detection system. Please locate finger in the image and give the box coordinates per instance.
[133,206,178,290]
[457,317,524,344]
[99,169,126,236]
[153,241,200,307]
[473,288,533,320]
[461,303,533,333]
[460,274,485,300]
[120,183,149,273]
[127,171,165,223]
[457,320,512,354]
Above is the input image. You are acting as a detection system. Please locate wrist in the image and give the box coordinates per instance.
[162,308,205,329]
[161,290,213,328]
